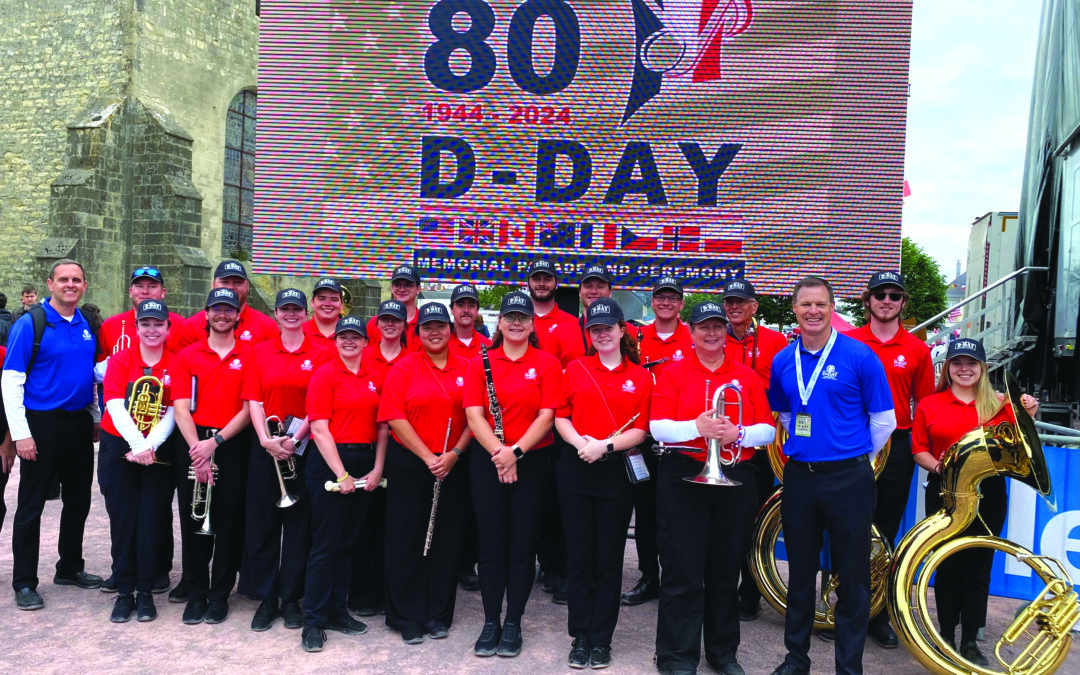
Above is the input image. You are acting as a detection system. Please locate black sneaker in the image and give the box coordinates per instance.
[302,626,326,652]
[620,576,659,606]
[136,592,157,622]
[541,571,563,593]
[168,582,189,604]
[182,599,207,625]
[111,593,136,623]
[589,645,612,669]
[403,625,425,644]
[474,620,501,657]
[204,599,229,624]
[817,628,835,643]
[53,570,103,589]
[100,575,119,594]
[568,638,590,669]
[281,600,303,629]
[553,577,568,605]
[327,615,368,635]
[960,641,990,667]
[251,600,278,632]
[15,588,44,611]
[426,623,449,639]
[459,567,481,591]
[497,620,523,657]
[738,598,760,621]
[152,575,171,594]
[351,604,379,617]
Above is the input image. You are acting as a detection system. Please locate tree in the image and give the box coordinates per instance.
[900,236,948,329]
[679,292,717,322]
[477,284,514,310]
[678,292,795,329]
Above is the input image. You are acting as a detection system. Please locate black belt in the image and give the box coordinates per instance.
[196,426,220,441]
[337,443,374,452]
[787,454,868,473]
[27,408,88,420]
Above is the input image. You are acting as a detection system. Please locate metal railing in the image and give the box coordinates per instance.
[912,266,1048,334]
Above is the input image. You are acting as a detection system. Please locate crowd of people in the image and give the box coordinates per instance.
[0,257,1040,674]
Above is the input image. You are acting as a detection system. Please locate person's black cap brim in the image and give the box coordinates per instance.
[418,302,452,325]
[335,316,367,337]
[135,299,169,321]
[500,291,534,316]
[206,288,241,310]
[867,271,905,291]
[585,298,624,328]
[689,301,729,325]
[722,279,756,300]
[946,338,986,362]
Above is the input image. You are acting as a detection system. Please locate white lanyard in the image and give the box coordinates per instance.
[795,329,837,407]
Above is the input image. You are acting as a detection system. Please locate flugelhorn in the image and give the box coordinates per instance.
[125,373,170,465]
[685,381,741,486]
[189,450,219,536]
[265,415,300,509]
[324,477,387,492]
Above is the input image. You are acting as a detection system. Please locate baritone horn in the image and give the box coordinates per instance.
[685,381,741,487]
[125,373,170,465]
[189,450,219,536]
[265,415,300,509]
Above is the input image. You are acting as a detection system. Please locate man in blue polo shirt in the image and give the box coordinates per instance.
[767,276,895,675]
[1,259,103,610]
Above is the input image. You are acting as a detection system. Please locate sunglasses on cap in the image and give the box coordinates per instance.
[873,291,904,302]
[133,267,162,279]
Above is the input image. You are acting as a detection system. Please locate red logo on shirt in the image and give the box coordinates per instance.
[228,358,243,370]
[301,359,313,371]
[239,330,253,341]
[456,376,464,387]
[524,368,537,381]
[893,354,907,369]
[162,373,171,386]
[622,380,636,393]
[673,349,685,361]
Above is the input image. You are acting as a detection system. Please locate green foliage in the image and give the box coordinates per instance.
[477,284,514,310]
[757,295,797,329]
[679,292,718,322]
[900,237,949,329]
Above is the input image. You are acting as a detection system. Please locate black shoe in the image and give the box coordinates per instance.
[136,592,157,622]
[403,626,425,644]
[497,620,522,657]
[960,641,990,667]
[351,604,379,617]
[459,567,481,591]
[568,638,590,669]
[100,575,119,594]
[204,599,229,624]
[589,645,612,669]
[281,600,303,629]
[738,598,760,622]
[53,570,103,589]
[182,599,207,625]
[15,588,43,611]
[553,577,568,605]
[168,582,189,604]
[111,593,135,622]
[770,664,810,675]
[152,575,170,594]
[251,600,278,631]
[714,661,745,675]
[328,615,367,635]
[302,626,326,652]
[869,619,899,649]
[426,623,449,639]
[620,576,659,606]
[541,571,563,593]
[817,628,835,643]
[474,620,501,657]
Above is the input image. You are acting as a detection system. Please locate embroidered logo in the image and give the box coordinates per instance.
[730,379,742,391]
[82,329,93,341]
[300,359,313,371]
[893,354,907,368]
[673,349,684,361]
[456,376,464,387]
[368,381,377,393]
[162,374,171,386]
[228,358,243,370]
[143,301,163,312]
[622,379,636,393]
[239,330,253,341]
[524,367,537,381]
[548,324,559,333]
[821,365,838,380]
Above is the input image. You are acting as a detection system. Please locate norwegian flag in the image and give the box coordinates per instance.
[662,225,701,252]
[498,220,536,247]
[458,219,494,245]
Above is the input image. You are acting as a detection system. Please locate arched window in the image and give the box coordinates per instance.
[223,90,256,256]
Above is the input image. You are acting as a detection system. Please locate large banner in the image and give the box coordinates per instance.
[257,0,912,294]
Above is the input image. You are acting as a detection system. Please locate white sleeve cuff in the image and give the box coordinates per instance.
[1,370,30,441]
[741,422,776,448]
[144,407,176,450]
[777,412,792,433]
[94,358,109,384]
[869,409,897,453]
[104,398,149,453]
[649,419,701,444]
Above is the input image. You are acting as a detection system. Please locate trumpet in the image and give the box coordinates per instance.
[189,452,219,536]
[323,477,387,492]
[113,319,131,354]
[684,381,742,487]
[265,415,300,509]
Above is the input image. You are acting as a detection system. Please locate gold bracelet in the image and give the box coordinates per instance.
[336,472,350,483]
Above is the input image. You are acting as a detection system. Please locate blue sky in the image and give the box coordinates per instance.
[901,0,1042,280]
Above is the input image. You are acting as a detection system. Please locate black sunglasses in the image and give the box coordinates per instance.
[873,291,904,302]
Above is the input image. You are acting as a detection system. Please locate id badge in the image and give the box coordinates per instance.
[794,413,812,438]
[623,447,650,484]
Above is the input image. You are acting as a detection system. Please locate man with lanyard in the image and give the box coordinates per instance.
[844,271,934,649]
[621,276,692,608]
[174,260,278,349]
[2,259,104,610]
[448,284,491,360]
[768,276,895,675]
[720,277,790,622]
[526,259,580,368]
[365,264,422,347]
[304,277,345,352]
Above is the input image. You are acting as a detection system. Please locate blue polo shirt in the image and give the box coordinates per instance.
[2,297,95,411]
[769,331,892,461]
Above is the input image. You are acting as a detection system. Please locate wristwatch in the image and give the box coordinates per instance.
[213,433,225,446]
[451,447,463,457]
[606,441,614,454]
[511,445,524,459]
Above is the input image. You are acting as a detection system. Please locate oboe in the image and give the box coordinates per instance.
[481,345,504,443]
[423,418,453,557]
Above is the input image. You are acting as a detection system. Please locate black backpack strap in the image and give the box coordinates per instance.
[25,305,51,375]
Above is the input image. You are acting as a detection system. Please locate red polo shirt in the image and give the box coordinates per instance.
[723,323,789,390]
[848,324,935,429]
[174,304,278,350]
[302,319,338,354]
[307,357,383,444]
[638,321,694,378]
[101,347,178,438]
[557,355,652,437]
[912,390,1016,460]
[365,312,419,349]
[533,307,579,366]
[377,350,470,454]
[172,338,250,429]
[464,345,562,448]
[650,351,773,462]
[97,308,188,361]
[361,343,407,382]
[242,335,331,420]
[449,329,492,361]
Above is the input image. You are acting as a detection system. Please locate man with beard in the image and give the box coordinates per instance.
[448,284,491,360]
[526,259,580,368]
[174,261,278,349]
[365,265,422,347]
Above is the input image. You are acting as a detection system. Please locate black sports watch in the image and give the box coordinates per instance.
[511,445,524,459]
[213,433,225,446]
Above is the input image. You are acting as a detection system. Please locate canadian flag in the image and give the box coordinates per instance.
[498,220,536,247]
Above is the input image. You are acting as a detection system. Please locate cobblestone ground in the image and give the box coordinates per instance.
[0,454,1076,674]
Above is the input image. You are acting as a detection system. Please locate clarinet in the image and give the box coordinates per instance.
[481,345,505,443]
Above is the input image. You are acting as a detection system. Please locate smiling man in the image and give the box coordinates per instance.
[99,267,187,360]
[366,265,422,348]
[303,277,346,352]
[448,284,491,360]
[175,260,278,349]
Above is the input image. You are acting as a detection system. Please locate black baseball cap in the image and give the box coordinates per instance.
[377,299,407,322]
[135,299,169,321]
[526,259,557,279]
[689,301,729,325]
[451,284,480,304]
[214,259,248,280]
[391,264,421,285]
[206,287,240,310]
[867,271,905,291]
[653,276,683,296]
[313,277,343,295]
[275,288,307,310]
[335,315,367,337]
[947,338,986,362]
[418,302,451,325]
[131,266,164,285]
[579,264,613,285]
[585,298,623,327]
[500,290,534,316]
[723,278,756,300]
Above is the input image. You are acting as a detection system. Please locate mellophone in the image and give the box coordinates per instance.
[323,477,388,492]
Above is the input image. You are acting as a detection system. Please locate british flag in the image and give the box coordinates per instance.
[458,219,494,245]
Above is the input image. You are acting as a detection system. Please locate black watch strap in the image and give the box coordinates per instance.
[512,445,524,459]
[213,433,225,446]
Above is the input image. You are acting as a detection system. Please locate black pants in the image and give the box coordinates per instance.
[12,409,94,591]
[536,436,566,580]
[874,429,915,546]
[384,439,468,634]
[559,486,633,647]
[738,450,778,606]
[925,473,1006,643]
[98,432,173,595]
[348,483,385,611]
[471,441,552,623]
[781,458,877,675]
[0,469,9,535]
[304,444,376,629]
[628,439,660,581]
[245,439,311,603]
[175,426,248,602]
[655,454,757,671]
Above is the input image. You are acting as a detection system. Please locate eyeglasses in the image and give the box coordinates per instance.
[132,267,162,279]
[723,297,750,305]
[652,294,681,304]
[873,292,904,302]
[501,314,532,325]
